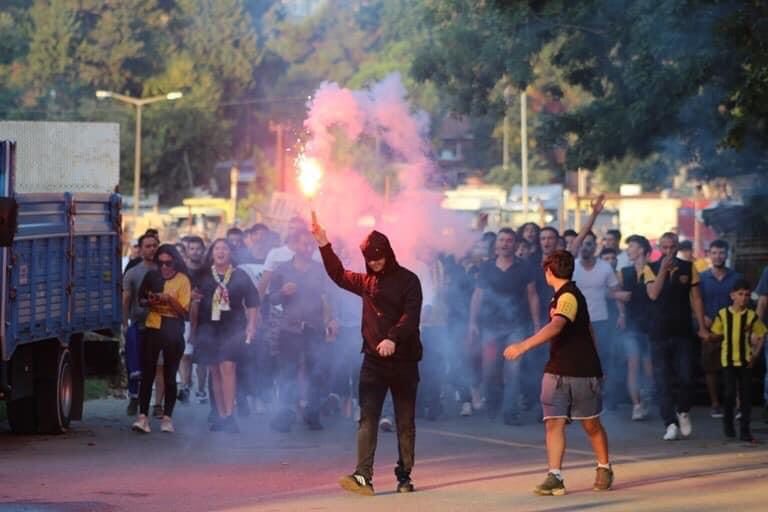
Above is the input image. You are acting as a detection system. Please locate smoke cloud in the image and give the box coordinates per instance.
[300,72,474,268]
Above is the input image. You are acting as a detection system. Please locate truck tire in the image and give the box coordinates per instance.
[7,396,37,434]
[36,347,73,434]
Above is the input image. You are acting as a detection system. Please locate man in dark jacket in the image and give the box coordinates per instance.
[311,215,423,497]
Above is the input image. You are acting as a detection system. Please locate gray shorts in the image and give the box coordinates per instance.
[541,373,603,421]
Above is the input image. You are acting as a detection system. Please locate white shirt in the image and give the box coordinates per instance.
[239,262,266,290]
[573,258,618,322]
[616,250,631,270]
[263,245,321,272]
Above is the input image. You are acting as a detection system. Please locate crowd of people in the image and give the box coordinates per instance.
[119,196,768,447]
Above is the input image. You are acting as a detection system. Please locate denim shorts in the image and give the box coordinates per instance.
[623,331,650,359]
[541,372,603,421]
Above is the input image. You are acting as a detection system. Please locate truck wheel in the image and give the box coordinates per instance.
[7,396,37,434]
[36,347,73,434]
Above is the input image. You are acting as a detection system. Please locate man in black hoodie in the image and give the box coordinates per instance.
[311,215,423,496]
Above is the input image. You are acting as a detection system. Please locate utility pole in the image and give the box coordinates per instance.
[521,90,529,219]
[269,121,285,192]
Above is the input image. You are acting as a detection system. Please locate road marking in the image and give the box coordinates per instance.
[421,428,645,462]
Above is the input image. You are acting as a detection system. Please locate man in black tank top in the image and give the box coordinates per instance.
[504,250,613,496]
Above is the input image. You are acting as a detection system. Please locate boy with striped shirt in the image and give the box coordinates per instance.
[707,279,767,442]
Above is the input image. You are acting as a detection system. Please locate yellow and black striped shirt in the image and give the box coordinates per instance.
[711,307,767,367]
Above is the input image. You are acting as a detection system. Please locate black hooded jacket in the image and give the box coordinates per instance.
[319,230,423,362]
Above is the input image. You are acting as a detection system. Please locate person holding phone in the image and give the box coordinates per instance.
[132,244,191,434]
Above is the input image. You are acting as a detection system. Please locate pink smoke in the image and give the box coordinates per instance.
[300,73,474,268]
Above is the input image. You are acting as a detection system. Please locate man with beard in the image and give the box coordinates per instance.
[645,232,709,440]
[122,233,159,415]
[267,229,336,431]
[468,228,540,425]
[699,240,742,418]
[311,215,423,496]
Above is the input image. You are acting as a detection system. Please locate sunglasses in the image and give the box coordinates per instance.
[158,260,174,268]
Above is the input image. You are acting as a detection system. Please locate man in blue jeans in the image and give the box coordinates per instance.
[121,233,159,416]
[468,228,540,425]
[644,233,709,440]
[756,266,768,421]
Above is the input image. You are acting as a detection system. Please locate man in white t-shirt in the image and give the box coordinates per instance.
[574,232,625,408]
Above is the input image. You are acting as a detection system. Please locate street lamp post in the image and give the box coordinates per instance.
[95,90,183,225]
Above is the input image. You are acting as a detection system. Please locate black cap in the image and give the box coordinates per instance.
[679,240,693,250]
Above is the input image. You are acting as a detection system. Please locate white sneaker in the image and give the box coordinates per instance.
[379,416,393,432]
[471,389,484,411]
[663,423,680,441]
[677,412,692,437]
[254,399,266,415]
[132,414,151,434]
[460,402,473,417]
[160,416,175,433]
[631,403,647,421]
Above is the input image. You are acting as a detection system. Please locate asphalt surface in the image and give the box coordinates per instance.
[1,397,767,512]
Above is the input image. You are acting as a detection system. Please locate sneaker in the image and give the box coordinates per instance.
[735,411,742,421]
[222,415,240,434]
[379,416,393,432]
[152,404,164,419]
[739,431,756,443]
[209,415,224,432]
[593,466,614,491]
[503,411,523,426]
[304,411,324,431]
[237,399,251,418]
[663,423,680,441]
[132,414,151,434]
[533,473,566,496]
[397,479,415,493]
[677,412,692,437]
[177,388,190,404]
[338,474,375,496]
[195,391,208,404]
[710,406,723,419]
[631,403,647,421]
[126,397,139,417]
[160,416,175,433]
[460,402,473,417]
[471,389,484,411]
[254,399,266,415]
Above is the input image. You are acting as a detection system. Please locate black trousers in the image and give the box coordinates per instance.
[356,354,419,482]
[723,366,752,435]
[139,318,184,417]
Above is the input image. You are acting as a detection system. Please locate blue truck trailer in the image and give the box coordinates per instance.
[0,122,122,434]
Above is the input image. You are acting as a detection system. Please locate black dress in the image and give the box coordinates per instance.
[194,267,260,364]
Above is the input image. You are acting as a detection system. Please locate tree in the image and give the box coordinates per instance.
[413,1,768,188]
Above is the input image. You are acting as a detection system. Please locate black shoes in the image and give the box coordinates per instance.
[397,479,415,493]
[177,388,190,404]
[210,414,239,433]
[126,397,139,416]
[338,474,375,496]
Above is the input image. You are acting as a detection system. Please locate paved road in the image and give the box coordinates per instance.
[1,398,767,512]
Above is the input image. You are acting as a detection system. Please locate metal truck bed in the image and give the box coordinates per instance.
[5,193,121,361]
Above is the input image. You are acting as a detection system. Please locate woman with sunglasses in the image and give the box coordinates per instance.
[192,239,260,433]
[132,244,191,434]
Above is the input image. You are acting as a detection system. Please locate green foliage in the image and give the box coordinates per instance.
[0,0,261,204]
[414,0,768,188]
